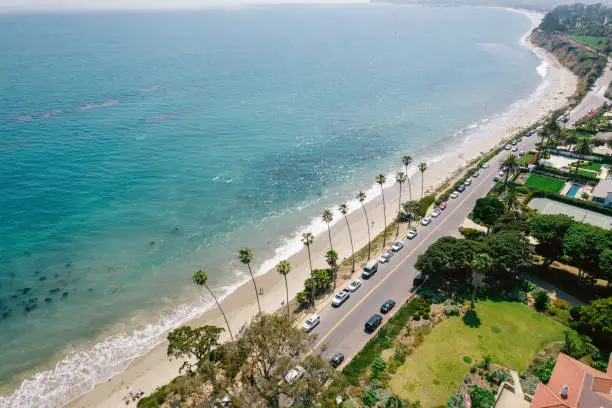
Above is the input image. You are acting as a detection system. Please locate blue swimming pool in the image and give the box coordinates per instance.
[567,184,581,198]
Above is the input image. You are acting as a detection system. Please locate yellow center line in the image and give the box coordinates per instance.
[306,165,498,357]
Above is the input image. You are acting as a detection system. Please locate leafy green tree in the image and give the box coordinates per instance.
[376,174,388,249]
[371,356,387,379]
[322,209,334,251]
[573,297,612,347]
[339,203,355,272]
[535,360,556,384]
[402,155,413,201]
[491,211,529,234]
[573,136,593,175]
[484,230,531,279]
[276,260,291,320]
[470,254,493,310]
[563,222,610,280]
[469,385,495,408]
[501,154,520,188]
[193,270,233,339]
[534,289,551,311]
[362,389,378,407]
[395,172,408,238]
[167,325,223,374]
[357,191,372,260]
[301,232,315,307]
[503,188,520,213]
[415,236,475,282]
[473,197,505,235]
[239,248,261,314]
[326,250,339,290]
[418,162,427,200]
[598,248,612,284]
[402,200,423,228]
[529,214,574,268]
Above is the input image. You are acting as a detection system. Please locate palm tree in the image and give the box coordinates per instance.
[418,162,427,200]
[402,200,422,228]
[573,136,592,175]
[470,254,492,310]
[338,203,355,272]
[395,172,407,238]
[238,248,261,314]
[322,209,334,252]
[325,250,339,290]
[375,174,388,249]
[503,189,520,213]
[566,133,578,151]
[535,131,547,164]
[193,270,233,339]
[276,260,291,320]
[401,155,413,201]
[301,232,315,306]
[501,154,520,188]
[356,191,371,260]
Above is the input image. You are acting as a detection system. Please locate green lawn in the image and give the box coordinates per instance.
[519,152,537,166]
[524,174,565,193]
[389,301,567,407]
[570,35,608,50]
[569,161,602,173]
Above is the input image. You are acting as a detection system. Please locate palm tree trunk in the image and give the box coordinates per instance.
[405,165,413,202]
[283,275,290,321]
[326,223,333,252]
[504,171,510,189]
[421,174,424,201]
[396,184,402,239]
[535,138,544,164]
[361,203,371,260]
[380,186,387,250]
[333,267,337,291]
[306,246,315,306]
[344,215,356,272]
[247,264,262,314]
[575,154,583,175]
[206,285,233,340]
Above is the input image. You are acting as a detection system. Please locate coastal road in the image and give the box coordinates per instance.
[567,57,612,126]
[305,136,539,366]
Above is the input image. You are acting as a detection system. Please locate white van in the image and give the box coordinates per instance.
[362,260,378,279]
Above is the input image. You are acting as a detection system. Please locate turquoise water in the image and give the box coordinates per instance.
[567,183,581,197]
[0,5,540,406]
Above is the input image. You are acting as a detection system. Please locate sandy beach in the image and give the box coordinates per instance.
[39,9,577,408]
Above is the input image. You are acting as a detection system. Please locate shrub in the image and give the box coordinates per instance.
[508,287,528,304]
[374,388,392,407]
[362,389,378,407]
[137,386,168,408]
[535,359,556,384]
[444,304,461,316]
[523,280,535,293]
[569,305,582,322]
[552,298,569,310]
[341,399,358,408]
[413,314,421,321]
[470,385,495,408]
[394,344,408,363]
[463,356,472,364]
[534,290,551,311]
[459,227,486,241]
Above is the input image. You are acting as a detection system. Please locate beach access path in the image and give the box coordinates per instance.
[567,57,612,126]
[307,135,540,365]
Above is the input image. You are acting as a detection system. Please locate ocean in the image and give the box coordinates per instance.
[0,4,541,406]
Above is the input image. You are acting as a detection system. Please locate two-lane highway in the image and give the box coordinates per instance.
[305,136,538,366]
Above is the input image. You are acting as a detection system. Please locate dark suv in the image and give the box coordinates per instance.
[380,300,396,314]
[365,314,383,333]
[330,353,345,368]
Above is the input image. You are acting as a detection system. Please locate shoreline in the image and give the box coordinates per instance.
[1,8,579,408]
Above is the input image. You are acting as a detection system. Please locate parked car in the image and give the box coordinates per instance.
[421,217,432,226]
[517,137,523,142]
[498,170,505,177]
[481,163,489,169]
[302,315,320,333]
[431,208,441,218]
[512,141,517,146]
[450,191,459,199]
[464,178,472,185]
[365,314,383,333]
[511,146,518,152]
[330,353,345,368]
[362,260,378,279]
[379,251,392,263]
[519,150,525,156]
[380,299,396,314]
[493,175,501,182]
[472,171,479,177]
[413,273,425,287]
[348,280,361,292]
[504,144,512,150]
[332,289,350,307]
[285,366,305,383]
[457,185,465,193]
[406,229,418,239]
[438,201,447,210]
[391,241,404,252]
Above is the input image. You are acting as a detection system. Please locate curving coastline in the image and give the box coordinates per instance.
[0,8,579,408]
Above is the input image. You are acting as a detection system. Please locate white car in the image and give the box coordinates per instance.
[391,241,404,252]
[302,315,320,333]
[379,251,392,263]
[421,217,432,226]
[481,163,489,169]
[498,170,505,177]
[431,208,441,218]
[406,229,418,239]
[285,365,305,383]
[450,191,459,199]
[504,144,512,150]
[519,150,525,156]
[465,178,472,185]
[332,289,350,307]
[472,171,479,177]
[511,146,518,152]
[348,280,361,292]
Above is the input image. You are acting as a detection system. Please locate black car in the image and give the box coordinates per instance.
[457,185,465,192]
[380,300,396,314]
[365,314,383,333]
[330,353,345,368]
[413,273,425,287]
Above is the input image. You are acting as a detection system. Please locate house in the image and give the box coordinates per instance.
[530,353,612,408]
[592,180,612,207]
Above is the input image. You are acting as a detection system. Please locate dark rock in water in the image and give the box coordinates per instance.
[66,262,72,268]
[10,294,18,300]
[173,227,179,232]
[54,274,59,278]
[22,287,31,295]
[44,297,52,303]
[34,270,41,275]
[49,288,60,294]
[39,276,47,281]
[88,288,93,292]
[25,304,37,312]
[2,312,9,319]
[62,292,69,298]
[150,241,155,245]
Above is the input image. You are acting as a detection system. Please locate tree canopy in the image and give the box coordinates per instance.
[415,236,475,282]
[571,297,612,350]
[484,230,532,279]
[473,197,505,234]
[563,222,611,278]
[167,325,223,374]
[529,214,574,267]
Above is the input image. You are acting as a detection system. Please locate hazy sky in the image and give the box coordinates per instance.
[0,0,367,11]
